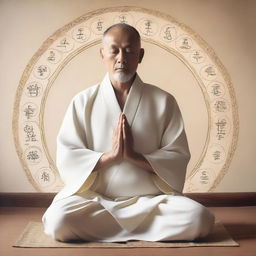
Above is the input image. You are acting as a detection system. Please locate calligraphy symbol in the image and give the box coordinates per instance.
[57,38,69,49]
[24,125,37,142]
[200,171,209,184]
[192,51,203,62]
[76,28,85,39]
[144,20,152,35]
[41,171,50,182]
[213,150,221,161]
[215,118,227,140]
[180,38,191,49]
[27,150,39,162]
[24,105,35,120]
[205,66,216,77]
[164,27,172,40]
[119,15,127,23]
[47,51,56,62]
[214,100,227,112]
[37,65,48,77]
[97,21,103,31]
[27,83,40,97]
[211,84,222,97]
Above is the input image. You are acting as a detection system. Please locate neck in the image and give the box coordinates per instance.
[110,73,136,95]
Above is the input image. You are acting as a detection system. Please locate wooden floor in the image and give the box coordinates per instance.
[0,206,255,256]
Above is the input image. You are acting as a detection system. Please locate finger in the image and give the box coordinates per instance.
[118,115,124,143]
[114,115,121,132]
[122,121,127,152]
[119,115,124,138]
[123,115,130,128]
[117,113,123,128]
[113,115,122,145]
[122,118,126,140]
[119,125,123,151]
[122,114,127,123]
[123,117,130,137]
[119,113,123,123]
[119,117,123,137]
[117,114,122,131]
[115,114,121,136]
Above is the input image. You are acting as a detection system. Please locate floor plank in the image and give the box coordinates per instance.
[0,206,255,256]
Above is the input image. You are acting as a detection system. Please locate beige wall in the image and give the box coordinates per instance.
[0,0,255,192]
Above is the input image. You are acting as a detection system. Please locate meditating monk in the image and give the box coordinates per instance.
[42,23,215,242]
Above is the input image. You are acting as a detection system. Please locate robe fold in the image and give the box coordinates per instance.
[47,73,195,237]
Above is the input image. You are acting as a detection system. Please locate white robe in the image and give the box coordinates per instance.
[43,73,214,242]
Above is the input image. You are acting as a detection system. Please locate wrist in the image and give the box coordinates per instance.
[126,151,154,173]
[102,151,115,164]
[125,150,139,163]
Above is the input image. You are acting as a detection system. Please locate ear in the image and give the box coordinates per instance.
[138,48,144,63]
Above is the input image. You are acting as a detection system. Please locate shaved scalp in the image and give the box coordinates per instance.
[102,23,141,46]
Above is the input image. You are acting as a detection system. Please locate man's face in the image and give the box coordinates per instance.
[100,27,144,84]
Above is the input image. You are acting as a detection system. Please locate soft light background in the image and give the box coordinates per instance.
[0,0,255,192]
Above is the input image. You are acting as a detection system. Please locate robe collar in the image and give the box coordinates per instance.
[101,72,144,127]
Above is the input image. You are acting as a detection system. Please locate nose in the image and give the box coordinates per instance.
[117,49,127,64]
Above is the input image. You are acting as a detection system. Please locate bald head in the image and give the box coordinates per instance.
[102,23,141,47]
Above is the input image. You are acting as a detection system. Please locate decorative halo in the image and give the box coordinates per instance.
[13,6,239,192]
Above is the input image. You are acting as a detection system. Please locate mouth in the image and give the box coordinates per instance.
[114,66,128,72]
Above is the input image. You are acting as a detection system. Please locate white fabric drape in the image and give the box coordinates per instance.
[53,73,190,202]
[42,73,214,243]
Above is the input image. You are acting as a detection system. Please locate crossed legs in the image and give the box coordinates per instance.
[42,194,215,242]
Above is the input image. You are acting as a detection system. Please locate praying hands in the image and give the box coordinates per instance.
[94,113,154,172]
[110,113,135,162]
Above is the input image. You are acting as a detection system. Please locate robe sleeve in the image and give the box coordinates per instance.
[143,95,191,193]
[56,92,104,197]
